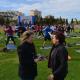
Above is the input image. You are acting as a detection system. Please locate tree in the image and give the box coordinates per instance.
[5,17,10,25]
[35,15,43,25]
[49,16,55,25]
[65,19,68,25]
[42,15,55,25]
[75,18,78,24]
[71,18,74,24]
[0,16,5,25]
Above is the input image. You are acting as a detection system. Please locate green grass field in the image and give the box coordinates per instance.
[0,31,80,80]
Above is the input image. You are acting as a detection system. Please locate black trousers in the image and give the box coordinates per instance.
[20,78,34,80]
[20,77,35,80]
[6,36,15,45]
[54,76,64,80]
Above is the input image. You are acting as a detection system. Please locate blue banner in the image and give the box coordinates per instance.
[31,16,36,25]
[18,16,22,26]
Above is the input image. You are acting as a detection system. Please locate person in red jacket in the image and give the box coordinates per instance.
[4,25,15,45]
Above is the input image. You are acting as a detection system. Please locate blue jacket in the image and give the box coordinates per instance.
[43,26,52,37]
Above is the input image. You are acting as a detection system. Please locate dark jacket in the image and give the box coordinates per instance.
[48,44,68,78]
[17,42,37,79]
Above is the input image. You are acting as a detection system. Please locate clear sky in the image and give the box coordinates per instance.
[0,0,80,20]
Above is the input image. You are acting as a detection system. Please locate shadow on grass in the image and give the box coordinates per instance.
[69,58,80,61]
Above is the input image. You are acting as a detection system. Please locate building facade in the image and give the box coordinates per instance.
[29,9,41,17]
[0,10,24,20]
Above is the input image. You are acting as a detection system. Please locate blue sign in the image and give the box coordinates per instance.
[18,16,22,26]
[31,16,36,25]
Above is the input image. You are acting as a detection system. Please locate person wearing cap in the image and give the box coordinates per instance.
[48,31,68,80]
[17,31,38,80]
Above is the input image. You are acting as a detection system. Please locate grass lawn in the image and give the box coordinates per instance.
[0,31,80,80]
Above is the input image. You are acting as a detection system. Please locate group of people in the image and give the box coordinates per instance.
[4,24,27,46]
[3,23,68,80]
[3,23,74,48]
[17,30,68,80]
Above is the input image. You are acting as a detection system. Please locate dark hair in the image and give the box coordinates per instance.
[52,31,65,44]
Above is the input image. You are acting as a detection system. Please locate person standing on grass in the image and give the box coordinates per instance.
[17,31,38,80]
[4,25,15,45]
[48,31,68,80]
[42,24,53,48]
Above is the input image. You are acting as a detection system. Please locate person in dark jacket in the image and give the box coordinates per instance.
[17,31,38,80]
[48,31,68,80]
